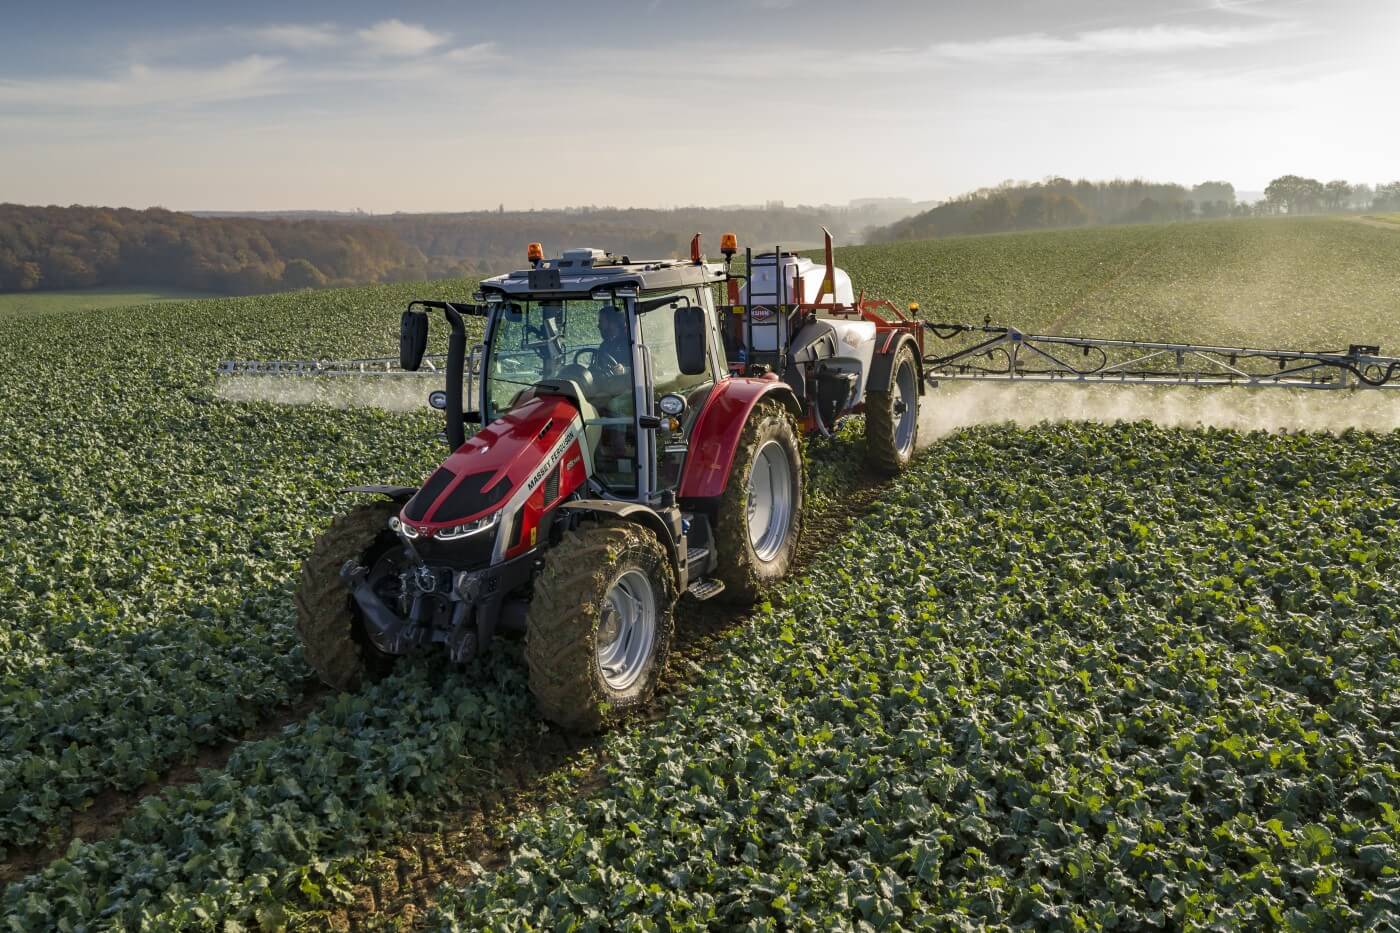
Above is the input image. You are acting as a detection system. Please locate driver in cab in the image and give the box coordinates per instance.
[553,302,632,417]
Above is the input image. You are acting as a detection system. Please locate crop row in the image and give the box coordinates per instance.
[15,418,1388,928]
[0,283,468,851]
[432,422,1400,929]
[0,428,866,929]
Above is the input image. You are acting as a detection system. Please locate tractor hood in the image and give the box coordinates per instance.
[398,393,585,540]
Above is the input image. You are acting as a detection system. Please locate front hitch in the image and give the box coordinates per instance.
[339,560,430,656]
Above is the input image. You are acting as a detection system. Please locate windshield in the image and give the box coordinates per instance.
[484,299,608,418]
[484,298,639,494]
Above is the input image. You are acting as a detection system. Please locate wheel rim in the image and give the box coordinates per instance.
[893,358,918,456]
[596,568,657,691]
[747,440,795,563]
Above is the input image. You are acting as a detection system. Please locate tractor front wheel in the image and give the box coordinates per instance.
[712,400,804,603]
[865,343,921,475]
[525,522,677,732]
[295,500,401,691]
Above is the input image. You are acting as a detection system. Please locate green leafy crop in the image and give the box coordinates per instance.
[434,422,1400,929]
[4,216,1400,929]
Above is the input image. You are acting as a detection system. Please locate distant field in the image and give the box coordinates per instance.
[1363,213,1400,226]
[836,215,1400,348]
[0,287,220,317]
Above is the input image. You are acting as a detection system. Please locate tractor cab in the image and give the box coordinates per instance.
[474,245,729,504]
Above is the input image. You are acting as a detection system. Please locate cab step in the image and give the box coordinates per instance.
[686,578,726,601]
[685,546,710,577]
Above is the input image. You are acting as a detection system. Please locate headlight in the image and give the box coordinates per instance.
[435,510,502,541]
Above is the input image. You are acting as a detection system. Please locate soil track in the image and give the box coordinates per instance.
[0,688,329,887]
[0,452,894,917]
[314,464,896,931]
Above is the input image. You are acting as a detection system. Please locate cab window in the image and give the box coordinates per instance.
[640,290,711,397]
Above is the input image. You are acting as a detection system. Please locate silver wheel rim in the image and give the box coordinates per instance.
[893,359,918,456]
[747,440,795,563]
[596,568,657,692]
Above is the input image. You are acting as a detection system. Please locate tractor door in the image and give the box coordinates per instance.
[639,288,716,494]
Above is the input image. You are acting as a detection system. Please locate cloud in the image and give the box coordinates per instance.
[0,55,285,109]
[1207,0,1282,18]
[251,24,341,49]
[356,19,450,56]
[445,42,499,64]
[930,22,1300,64]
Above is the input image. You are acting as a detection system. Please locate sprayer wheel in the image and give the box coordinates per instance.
[865,343,921,476]
[711,400,804,604]
[295,500,401,691]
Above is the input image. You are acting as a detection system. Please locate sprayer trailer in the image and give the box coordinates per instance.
[218,230,1400,731]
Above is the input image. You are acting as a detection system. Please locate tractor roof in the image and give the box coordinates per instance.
[479,247,726,298]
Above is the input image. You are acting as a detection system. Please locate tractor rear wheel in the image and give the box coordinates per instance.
[865,343,920,475]
[295,500,400,691]
[712,400,804,603]
[525,522,676,732]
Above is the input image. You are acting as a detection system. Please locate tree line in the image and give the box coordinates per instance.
[870,176,1400,243]
[0,202,920,296]
[1260,176,1400,215]
[0,204,436,295]
[360,205,890,273]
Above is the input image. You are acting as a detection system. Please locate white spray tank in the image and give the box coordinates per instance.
[739,248,877,403]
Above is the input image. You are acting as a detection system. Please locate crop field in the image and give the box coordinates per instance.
[839,216,1400,347]
[2,216,1400,928]
[0,287,222,317]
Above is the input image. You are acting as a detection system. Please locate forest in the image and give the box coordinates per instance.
[7,182,1397,296]
[0,205,437,295]
[0,202,912,296]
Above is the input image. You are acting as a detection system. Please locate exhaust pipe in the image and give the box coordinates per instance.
[443,305,467,451]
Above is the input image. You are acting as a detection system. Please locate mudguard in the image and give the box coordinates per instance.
[866,333,925,396]
[678,377,801,499]
[557,499,683,582]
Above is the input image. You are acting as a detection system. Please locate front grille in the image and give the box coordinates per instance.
[404,467,456,521]
[543,465,560,503]
[414,534,495,571]
[435,471,512,522]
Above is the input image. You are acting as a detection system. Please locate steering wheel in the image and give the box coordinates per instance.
[569,347,596,367]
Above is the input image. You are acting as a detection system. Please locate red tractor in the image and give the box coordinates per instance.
[290,232,926,730]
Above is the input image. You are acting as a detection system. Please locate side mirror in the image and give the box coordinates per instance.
[675,305,707,376]
[400,311,428,371]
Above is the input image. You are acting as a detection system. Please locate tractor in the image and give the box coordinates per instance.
[287,232,922,731]
[219,228,1400,731]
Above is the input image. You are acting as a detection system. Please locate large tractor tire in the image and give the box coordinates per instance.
[712,400,804,604]
[865,343,921,475]
[525,522,677,732]
[295,500,401,691]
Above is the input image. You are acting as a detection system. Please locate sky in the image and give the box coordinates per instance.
[1,0,1396,212]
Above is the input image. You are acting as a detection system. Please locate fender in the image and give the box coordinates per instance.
[557,499,684,585]
[866,333,925,397]
[678,376,802,500]
[343,484,416,501]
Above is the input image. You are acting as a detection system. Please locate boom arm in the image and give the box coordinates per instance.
[923,322,1400,391]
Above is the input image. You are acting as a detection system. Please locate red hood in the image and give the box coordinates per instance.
[400,393,582,535]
